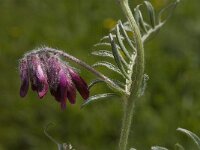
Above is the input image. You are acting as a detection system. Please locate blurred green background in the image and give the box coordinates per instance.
[0,0,200,149]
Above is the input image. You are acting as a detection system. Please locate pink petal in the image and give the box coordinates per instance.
[28,55,49,99]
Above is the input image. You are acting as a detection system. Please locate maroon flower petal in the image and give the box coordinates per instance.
[50,89,60,101]
[20,79,29,97]
[57,69,68,109]
[68,68,89,100]
[19,59,29,97]
[31,83,37,91]
[67,84,76,104]
[65,72,76,104]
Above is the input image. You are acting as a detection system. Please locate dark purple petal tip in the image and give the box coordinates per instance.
[19,59,29,97]
[66,80,76,104]
[68,68,89,100]
[20,79,29,97]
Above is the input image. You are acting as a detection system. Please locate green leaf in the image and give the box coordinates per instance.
[158,0,180,24]
[141,22,163,43]
[100,35,124,42]
[175,143,185,150]
[151,146,168,150]
[116,23,132,60]
[92,61,124,77]
[109,33,130,79]
[88,79,104,89]
[177,128,200,149]
[93,42,121,49]
[134,5,148,33]
[81,93,118,107]
[144,1,156,28]
[92,50,114,58]
[118,21,136,52]
[133,4,141,25]
[88,78,125,90]
[110,79,125,88]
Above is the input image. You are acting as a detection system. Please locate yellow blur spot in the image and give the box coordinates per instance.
[151,0,169,9]
[103,18,117,30]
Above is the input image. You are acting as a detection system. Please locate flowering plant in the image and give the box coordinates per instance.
[18,0,200,150]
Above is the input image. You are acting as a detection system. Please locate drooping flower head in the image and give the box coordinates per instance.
[19,51,89,109]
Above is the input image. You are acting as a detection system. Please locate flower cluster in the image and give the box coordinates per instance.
[19,52,89,109]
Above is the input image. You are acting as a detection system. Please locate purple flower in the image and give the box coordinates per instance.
[19,53,89,109]
[19,59,29,97]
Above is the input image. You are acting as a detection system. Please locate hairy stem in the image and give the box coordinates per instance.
[118,0,145,150]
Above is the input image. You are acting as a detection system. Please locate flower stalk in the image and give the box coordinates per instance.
[118,0,145,150]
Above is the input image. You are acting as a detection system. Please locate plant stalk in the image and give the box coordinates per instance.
[118,0,145,150]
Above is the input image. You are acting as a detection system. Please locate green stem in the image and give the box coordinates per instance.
[119,95,135,150]
[118,0,145,150]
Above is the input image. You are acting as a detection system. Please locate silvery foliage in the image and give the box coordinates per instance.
[83,0,179,106]
[130,128,200,150]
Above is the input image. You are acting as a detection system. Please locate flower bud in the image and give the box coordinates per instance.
[19,52,89,109]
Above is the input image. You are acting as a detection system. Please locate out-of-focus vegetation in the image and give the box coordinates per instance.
[0,0,200,149]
